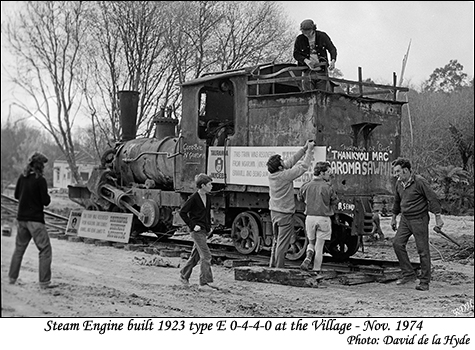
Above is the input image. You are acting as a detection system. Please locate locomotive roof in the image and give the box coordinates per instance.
[180,62,307,87]
[181,62,409,103]
[180,65,257,87]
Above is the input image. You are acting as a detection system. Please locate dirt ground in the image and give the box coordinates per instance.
[1,194,474,319]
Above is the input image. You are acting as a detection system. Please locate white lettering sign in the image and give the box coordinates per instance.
[78,211,133,243]
[207,146,326,188]
[329,150,392,176]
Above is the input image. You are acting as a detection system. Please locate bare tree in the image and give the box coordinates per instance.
[213,1,294,70]
[4,0,303,166]
[162,1,223,83]
[1,118,35,189]
[163,1,294,80]
[2,1,89,184]
[78,1,125,150]
[80,1,182,147]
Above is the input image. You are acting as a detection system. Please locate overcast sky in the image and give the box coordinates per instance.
[281,1,474,86]
[1,1,474,125]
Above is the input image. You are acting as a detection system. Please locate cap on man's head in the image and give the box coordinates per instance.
[29,152,48,164]
[300,19,315,30]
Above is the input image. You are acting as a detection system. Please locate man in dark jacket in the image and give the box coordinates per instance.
[391,157,444,291]
[293,19,337,73]
[8,152,57,289]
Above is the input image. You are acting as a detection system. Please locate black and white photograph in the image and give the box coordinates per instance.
[1,1,474,348]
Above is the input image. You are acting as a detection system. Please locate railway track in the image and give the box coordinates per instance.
[2,193,415,276]
[1,193,69,232]
[1,193,253,254]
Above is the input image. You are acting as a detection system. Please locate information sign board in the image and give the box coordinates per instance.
[77,211,133,243]
[207,146,326,188]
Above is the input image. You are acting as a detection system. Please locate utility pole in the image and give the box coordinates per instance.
[398,39,411,88]
[398,40,413,159]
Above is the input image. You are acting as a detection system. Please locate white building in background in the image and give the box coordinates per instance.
[53,151,97,189]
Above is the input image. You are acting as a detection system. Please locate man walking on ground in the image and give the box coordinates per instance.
[391,157,444,291]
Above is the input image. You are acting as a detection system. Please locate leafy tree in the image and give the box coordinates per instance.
[449,122,474,172]
[422,59,470,93]
[429,165,473,215]
[402,59,473,167]
[400,60,473,215]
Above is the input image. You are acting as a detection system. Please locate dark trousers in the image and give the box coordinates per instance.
[269,211,294,268]
[392,213,431,284]
[9,221,52,285]
[180,230,213,285]
[300,69,332,91]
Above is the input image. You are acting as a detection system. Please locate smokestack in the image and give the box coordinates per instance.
[118,90,139,141]
[153,106,178,140]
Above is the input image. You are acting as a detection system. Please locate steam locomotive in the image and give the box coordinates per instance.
[69,62,408,261]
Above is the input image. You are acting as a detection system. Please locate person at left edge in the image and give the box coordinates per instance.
[8,152,58,289]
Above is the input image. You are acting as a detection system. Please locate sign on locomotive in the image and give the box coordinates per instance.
[68,62,408,261]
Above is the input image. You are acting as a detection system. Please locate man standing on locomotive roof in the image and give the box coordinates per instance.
[391,157,444,292]
[293,19,337,73]
[267,140,315,268]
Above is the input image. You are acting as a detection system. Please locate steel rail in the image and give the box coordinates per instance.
[2,193,413,271]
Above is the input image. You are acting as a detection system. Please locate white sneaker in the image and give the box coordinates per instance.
[179,275,189,286]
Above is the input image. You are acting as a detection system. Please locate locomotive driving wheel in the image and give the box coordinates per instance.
[324,214,360,261]
[285,213,308,261]
[232,211,261,255]
[139,199,160,228]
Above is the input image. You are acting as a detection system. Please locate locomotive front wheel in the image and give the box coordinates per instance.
[232,211,261,255]
[285,213,308,261]
[140,200,160,228]
[86,203,100,211]
[324,214,360,261]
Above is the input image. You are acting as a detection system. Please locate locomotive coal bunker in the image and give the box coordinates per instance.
[69,62,408,261]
